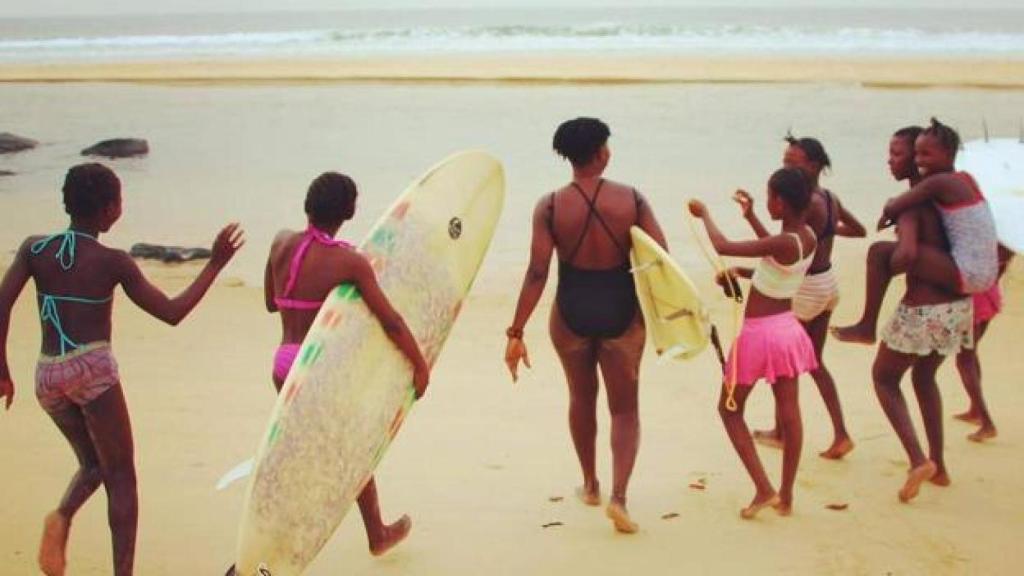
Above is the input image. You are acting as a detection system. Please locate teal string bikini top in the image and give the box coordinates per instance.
[31,230,112,356]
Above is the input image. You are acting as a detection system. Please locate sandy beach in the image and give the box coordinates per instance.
[3,55,1024,88]
[2,53,1024,575]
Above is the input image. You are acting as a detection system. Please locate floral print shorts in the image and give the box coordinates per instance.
[880,299,973,357]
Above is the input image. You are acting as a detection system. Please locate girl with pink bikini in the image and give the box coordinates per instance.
[263,171,429,556]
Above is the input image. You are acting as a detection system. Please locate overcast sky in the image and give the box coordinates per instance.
[1,0,1020,19]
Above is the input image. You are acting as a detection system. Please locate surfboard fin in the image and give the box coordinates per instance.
[656,344,690,364]
[216,458,255,491]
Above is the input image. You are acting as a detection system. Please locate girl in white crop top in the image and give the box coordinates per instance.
[750,232,816,299]
[687,167,817,520]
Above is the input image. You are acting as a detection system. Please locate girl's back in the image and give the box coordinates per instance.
[26,233,121,356]
[550,179,637,270]
[268,229,355,343]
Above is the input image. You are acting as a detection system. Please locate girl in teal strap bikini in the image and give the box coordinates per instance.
[0,163,243,576]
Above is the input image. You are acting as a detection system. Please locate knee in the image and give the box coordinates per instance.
[872,362,901,390]
[80,465,104,488]
[777,403,802,427]
[569,395,598,416]
[872,375,894,395]
[890,247,916,274]
[810,365,829,380]
[608,399,638,418]
[868,241,894,262]
[102,463,138,494]
[718,398,742,421]
[910,370,935,391]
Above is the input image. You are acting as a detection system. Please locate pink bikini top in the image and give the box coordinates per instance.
[274,226,354,311]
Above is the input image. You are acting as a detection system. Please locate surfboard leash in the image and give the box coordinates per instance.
[685,207,743,412]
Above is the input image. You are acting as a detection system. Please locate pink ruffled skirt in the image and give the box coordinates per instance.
[724,311,818,386]
[973,282,1002,325]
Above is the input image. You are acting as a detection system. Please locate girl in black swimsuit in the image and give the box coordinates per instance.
[504,117,667,534]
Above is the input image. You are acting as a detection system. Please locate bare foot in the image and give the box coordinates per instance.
[819,437,855,460]
[898,460,938,503]
[752,429,784,450]
[953,410,982,424]
[369,515,412,557]
[929,470,951,487]
[741,492,780,520]
[968,426,998,443]
[575,484,601,507]
[830,324,876,345]
[773,495,793,517]
[38,511,69,576]
[605,500,639,534]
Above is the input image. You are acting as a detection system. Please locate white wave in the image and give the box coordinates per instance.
[2,23,1024,62]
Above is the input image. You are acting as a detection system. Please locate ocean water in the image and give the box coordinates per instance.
[1,6,1024,63]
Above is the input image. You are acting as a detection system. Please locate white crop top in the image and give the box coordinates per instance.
[750,232,815,299]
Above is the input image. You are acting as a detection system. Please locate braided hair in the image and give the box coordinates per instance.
[922,117,961,155]
[784,133,832,173]
[62,163,121,219]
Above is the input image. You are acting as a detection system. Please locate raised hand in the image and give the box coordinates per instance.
[211,223,246,268]
[687,199,707,219]
[733,189,754,217]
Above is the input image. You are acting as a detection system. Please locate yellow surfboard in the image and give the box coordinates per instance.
[629,226,710,360]
[233,151,505,575]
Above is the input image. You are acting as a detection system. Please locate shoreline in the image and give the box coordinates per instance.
[2,55,1024,89]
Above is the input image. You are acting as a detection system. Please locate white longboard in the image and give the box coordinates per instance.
[956,138,1024,253]
[233,151,505,576]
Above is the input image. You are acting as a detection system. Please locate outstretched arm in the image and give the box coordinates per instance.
[688,200,798,262]
[350,254,430,398]
[0,239,34,409]
[505,197,556,382]
[118,223,244,326]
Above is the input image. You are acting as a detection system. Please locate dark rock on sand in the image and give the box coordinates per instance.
[0,170,14,177]
[0,132,38,154]
[81,138,149,159]
[130,243,211,263]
